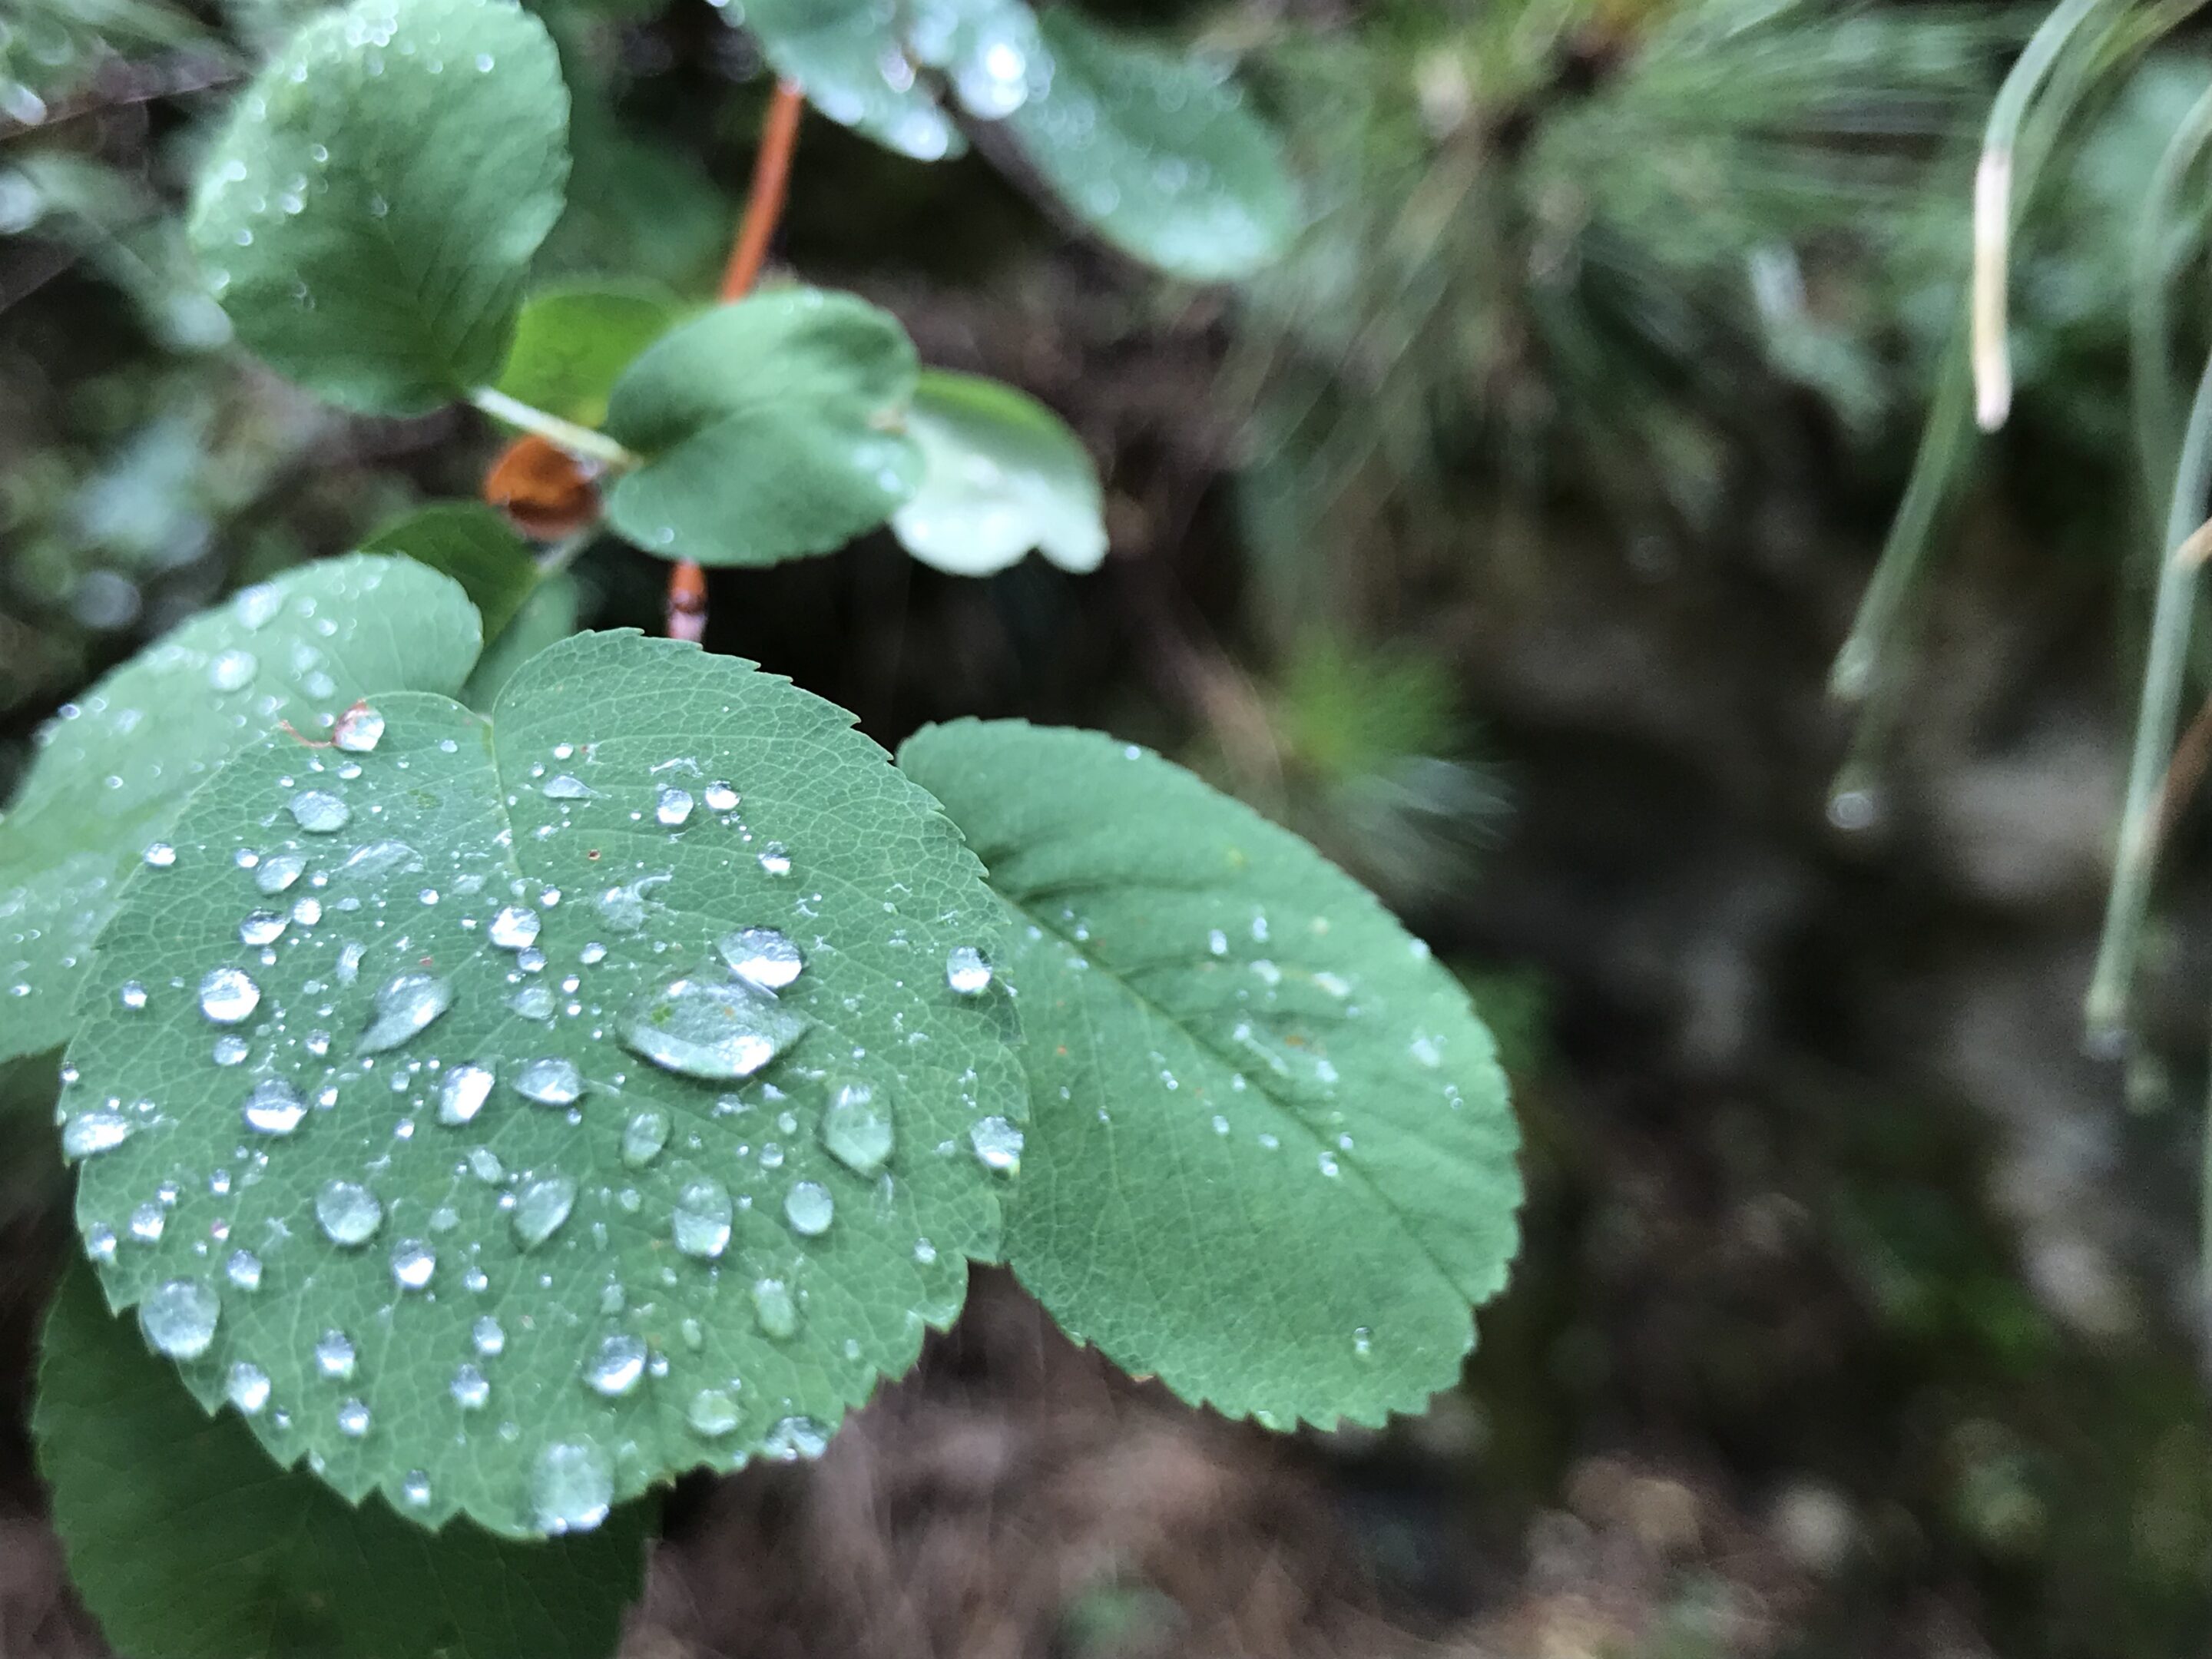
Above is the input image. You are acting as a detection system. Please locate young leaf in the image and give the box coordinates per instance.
[1003,9,1297,282]
[601,290,923,568]
[495,283,684,428]
[892,369,1107,576]
[0,557,482,1065]
[36,1264,646,1659]
[740,0,965,162]
[897,720,1520,1428]
[59,631,1021,1538]
[364,502,539,637]
[190,0,571,414]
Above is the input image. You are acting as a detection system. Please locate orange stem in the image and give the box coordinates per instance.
[671,78,806,641]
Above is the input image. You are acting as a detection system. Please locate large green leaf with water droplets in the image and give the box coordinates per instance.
[0,556,482,1065]
[601,290,923,568]
[892,369,1107,576]
[741,0,965,163]
[35,1264,647,1659]
[189,0,571,414]
[898,720,1519,1428]
[60,630,1019,1538]
[1003,9,1296,282]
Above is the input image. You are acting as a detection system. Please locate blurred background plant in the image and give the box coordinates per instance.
[6,0,2212,1654]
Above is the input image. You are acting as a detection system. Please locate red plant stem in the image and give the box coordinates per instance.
[670,79,806,641]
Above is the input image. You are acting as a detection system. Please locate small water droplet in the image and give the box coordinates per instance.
[621,1108,670,1167]
[316,1179,382,1246]
[763,1416,828,1460]
[452,1363,489,1409]
[139,1279,220,1359]
[472,1315,505,1356]
[62,1111,131,1159]
[119,981,148,1011]
[751,1277,800,1339]
[199,966,261,1025]
[390,1237,435,1290]
[243,1078,307,1134]
[439,1063,495,1125]
[227,1248,262,1290]
[488,905,540,949]
[757,843,792,877]
[316,1330,359,1379]
[402,1470,432,1506]
[531,1441,611,1535]
[289,790,350,833]
[703,782,738,812]
[143,841,178,869]
[208,648,258,692]
[227,1361,271,1415]
[238,909,288,947]
[357,972,453,1052]
[969,1116,1022,1174]
[512,1174,577,1248]
[256,853,306,894]
[541,775,594,800]
[687,1389,741,1437]
[509,985,557,1020]
[655,787,694,827]
[582,1333,647,1396]
[719,927,803,992]
[945,945,992,995]
[672,1179,733,1259]
[213,1035,250,1065]
[333,704,385,752]
[514,1057,582,1106]
[336,1397,371,1437]
[820,1078,892,1175]
[783,1181,834,1237]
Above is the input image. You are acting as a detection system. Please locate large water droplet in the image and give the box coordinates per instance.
[969,1116,1023,1174]
[333,704,385,753]
[316,1178,382,1246]
[621,974,809,1081]
[687,1389,741,1437]
[945,945,993,995]
[621,1108,669,1167]
[488,905,540,949]
[256,853,306,894]
[358,972,452,1053]
[672,1179,732,1259]
[582,1333,647,1397]
[62,1111,131,1159]
[315,1329,356,1379]
[531,1441,611,1535]
[289,790,350,833]
[227,1360,271,1415]
[239,910,288,947]
[140,1279,220,1359]
[243,1078,307,1134]
[513,1174,577,1248]
[199,966,260,1025]
[439,1063,495,1125]
[783,1181,834,1237]
[820,1078,892,1175]
[751,1277,799,1339]
[720,927,803,992]
[514,1057,582,1107]
[390,1237,435,1290]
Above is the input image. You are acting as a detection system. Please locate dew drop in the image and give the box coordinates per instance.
[213,1035,250,1065]
[390,1237,435,1290]
[333,704,385,752]
[62,1111,131,1159]
[687,1389,741,1437]
[512,1174,577,1248]
[621,1108,670,1167]
[238,909,289,947]
[488,905,540,949]
[452,1363,490,1409]
[671,1178,733,1259]
[763,1416,828,1460]
[439,1063,495,1125]
[243,1078,307,1134]
[719,927,803,992]
[751,1277,799,1339]
[357,971,453,1053]
[509,985,557,1020]
[703,781,738,812]
[227,1361,271,1415]
[209,648,258,691]
[129,1203,165,1243]
[757,843,792,877]
[621,975,809,1081]
[139,1279,220,1359]
[783,1181,834,1237]
[143,841,178,869]
[582,1333,647,1397]
[256,853,306,894]
[541,774,594,800]
[945,945,992,995]
[402,1471,432,1507]
[969,1116,1023,1174]
[227,1248,263,1291]
[514,1057,582,1107]
[473,1315,505,1356]
[289,790,350,833]
[531,1441,611,1535]
[199,966,260,1025]
[655,786,694,827]
[316,1179,382,1246]
[820,1078,893,1176]
[119,981,148,1011]
[337,1398,371,1437]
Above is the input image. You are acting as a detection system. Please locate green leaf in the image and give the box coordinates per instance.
[36,1263,647,1659]
[495,283,684,428]
[905,0,1051,122]
[462,571,580,713]
[0,557,482,1065]
[896,720,1520,1428]
[601,290,922,568]
[364,502,539,638]
[740,0,965,162]
[190,0,571,414]
[1003,10,1296,282]
[60,631,1022,1538]
[892,369,1107,576]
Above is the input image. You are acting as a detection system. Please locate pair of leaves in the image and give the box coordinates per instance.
[745,2,1300,282]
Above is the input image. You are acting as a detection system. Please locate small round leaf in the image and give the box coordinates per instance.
[892,370,1107,576]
